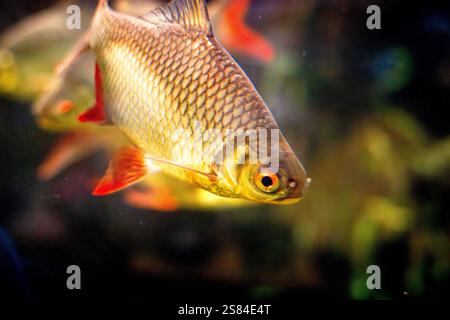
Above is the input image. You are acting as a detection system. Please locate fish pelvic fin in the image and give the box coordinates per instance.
[93,146,149,196]
[142,0,212,36]
[78,63,108,124]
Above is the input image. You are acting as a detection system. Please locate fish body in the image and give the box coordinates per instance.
[91,4,271,180]
[78,0,308,204]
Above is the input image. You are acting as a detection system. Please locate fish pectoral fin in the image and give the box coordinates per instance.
[141,0,212,36]
[55,30,91,76]
[93,146,148,196]
[78,63,109,124]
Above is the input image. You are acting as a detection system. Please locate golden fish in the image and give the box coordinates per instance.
[58,0,309,204]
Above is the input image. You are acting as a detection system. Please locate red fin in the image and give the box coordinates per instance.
[78,63,107,123]
[221,0,274,63]
[93,146,147,196]
[123,188,179,212]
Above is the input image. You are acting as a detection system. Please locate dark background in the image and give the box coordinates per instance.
[0,0,449,304]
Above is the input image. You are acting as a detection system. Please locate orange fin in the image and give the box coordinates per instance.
[123,188,179,212]
[93,146,147,196]
[221,0,274,63]
[78,63,107,123]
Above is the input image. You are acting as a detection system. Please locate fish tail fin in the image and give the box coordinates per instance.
[220,0,274,63]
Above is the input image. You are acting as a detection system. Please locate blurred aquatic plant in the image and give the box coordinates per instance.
[288,108,449,298]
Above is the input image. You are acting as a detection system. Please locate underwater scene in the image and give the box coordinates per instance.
[0,0,449,305]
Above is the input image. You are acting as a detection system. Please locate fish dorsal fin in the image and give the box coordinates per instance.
[141,0,212,35]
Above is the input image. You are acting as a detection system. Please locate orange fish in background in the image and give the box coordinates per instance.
[58,0,308,204]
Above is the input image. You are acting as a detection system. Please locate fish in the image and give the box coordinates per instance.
[32,52,97,132]
[0,0,279,209]
[61,0,308,204]
[32,51,255,211]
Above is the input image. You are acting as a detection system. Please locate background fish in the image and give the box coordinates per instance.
[69,0,308,204]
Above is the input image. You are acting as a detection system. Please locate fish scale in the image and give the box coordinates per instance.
[93,7,276,173]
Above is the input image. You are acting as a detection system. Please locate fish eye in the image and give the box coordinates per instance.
[255,170,280,193]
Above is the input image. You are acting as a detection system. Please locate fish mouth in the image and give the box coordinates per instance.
[274,176,311,205]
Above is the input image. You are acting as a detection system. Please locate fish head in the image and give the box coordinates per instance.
[32,54,95,132]
[237,158,309,205]
[217,138,310,205]
[32,77,94,131]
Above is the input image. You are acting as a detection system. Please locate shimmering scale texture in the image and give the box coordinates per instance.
[91,9,278,175]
